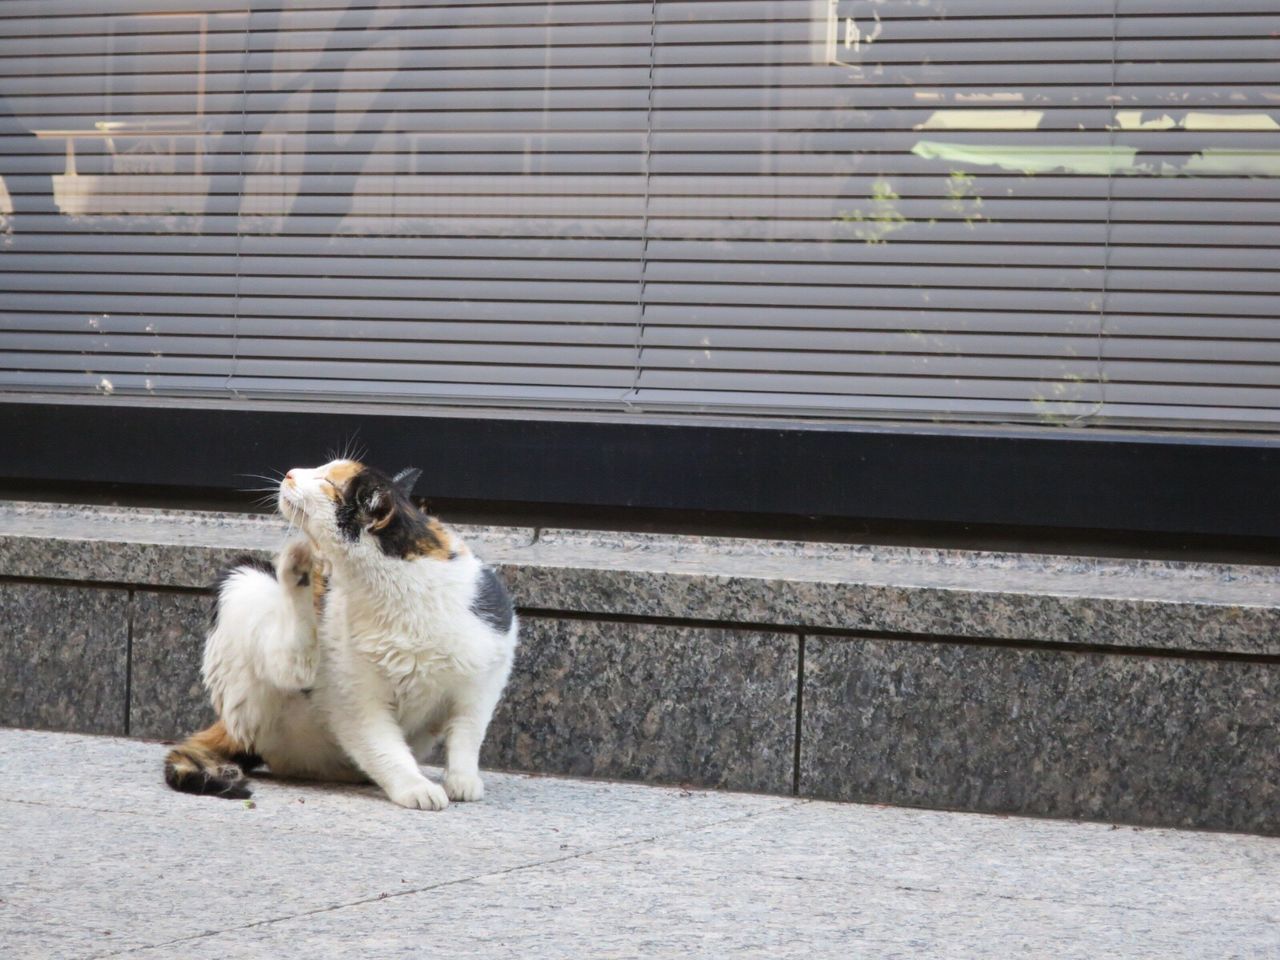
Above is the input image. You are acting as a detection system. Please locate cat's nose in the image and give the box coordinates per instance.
[285,470,297,483]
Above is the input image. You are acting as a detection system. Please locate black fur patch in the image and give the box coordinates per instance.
[163,754,253,800]
[470,566,514,634]
[312,567,329,618]
[339,466,446,559]
[210,555,277,627]
[392,466,422,495]
[214,554,275,588]
[231,751,265,773]
[334,494,363,543]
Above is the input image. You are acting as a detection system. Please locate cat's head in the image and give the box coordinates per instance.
[277,460,447,559]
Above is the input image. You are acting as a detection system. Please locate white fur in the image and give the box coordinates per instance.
[202,461,517,808]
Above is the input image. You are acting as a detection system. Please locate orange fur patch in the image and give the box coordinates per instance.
[311,561,329,616]
[405,518,460,561]
[322,460,363,499]
[163,719,259,799]
[187,718,249,758]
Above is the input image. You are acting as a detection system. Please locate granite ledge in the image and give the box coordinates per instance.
[0,501,1277,656]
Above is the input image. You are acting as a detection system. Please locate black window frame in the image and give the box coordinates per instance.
[5,398,1279,540]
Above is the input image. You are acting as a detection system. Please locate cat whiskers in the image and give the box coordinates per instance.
[235,471,295,515]
[237,471,285,487]
[327,432,367,466]
[274,484,309,539]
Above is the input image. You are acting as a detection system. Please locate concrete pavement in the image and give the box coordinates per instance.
[0,729,1276,959]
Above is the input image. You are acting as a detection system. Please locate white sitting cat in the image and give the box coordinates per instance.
[164,459,517,810]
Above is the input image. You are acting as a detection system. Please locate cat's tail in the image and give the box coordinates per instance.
[163,719,261,800]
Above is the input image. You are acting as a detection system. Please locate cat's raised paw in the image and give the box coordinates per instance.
[389,778,449,811]
[277,539,314,589]
[444,771,485,802]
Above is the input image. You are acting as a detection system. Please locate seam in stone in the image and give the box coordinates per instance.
[0,573,213,596]
[647,861,1182,918]
[84,801,808,960]
[123,590,134,736]
[793,634,805,797]
[516,606,1280,665]
[5,566,1274,663]
[0,794,228,823]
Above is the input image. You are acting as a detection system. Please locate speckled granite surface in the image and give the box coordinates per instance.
[0,501,533,591]
[128,591,215,741]
[801,636,1280,834]
[483,618,797,794]
[1,500,1277,833]
[1,500,1277,655]
[130,607,799,793]
[0,582,129,735]
[513,529,1280,656]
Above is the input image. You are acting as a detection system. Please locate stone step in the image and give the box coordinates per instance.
[0,500,1276,834]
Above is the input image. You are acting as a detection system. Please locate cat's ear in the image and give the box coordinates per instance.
[364,489,396,532]
[391,467,422,495]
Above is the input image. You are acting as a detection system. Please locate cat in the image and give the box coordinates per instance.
[164,459,517,810]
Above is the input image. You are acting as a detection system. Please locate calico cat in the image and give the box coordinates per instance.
[164,460,517,810]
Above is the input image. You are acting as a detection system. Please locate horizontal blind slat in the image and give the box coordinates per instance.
[1,0,1274,428]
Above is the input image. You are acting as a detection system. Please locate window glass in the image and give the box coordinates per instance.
[1,1,1275,428]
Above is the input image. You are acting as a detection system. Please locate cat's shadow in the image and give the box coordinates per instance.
[245,765,448,801]
[246,769,379,800]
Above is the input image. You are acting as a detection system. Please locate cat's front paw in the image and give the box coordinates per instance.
[277,539,314,589]
[388,777,449,811]
[444,771,485,802]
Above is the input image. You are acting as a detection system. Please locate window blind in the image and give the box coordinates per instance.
[0,0,1276,428]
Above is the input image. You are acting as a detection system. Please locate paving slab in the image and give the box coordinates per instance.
[0,729,1276,960]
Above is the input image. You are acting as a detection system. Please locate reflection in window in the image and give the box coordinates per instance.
[0,1,1274,429]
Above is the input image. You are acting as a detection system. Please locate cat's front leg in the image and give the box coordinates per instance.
[442,718,486,802]
[322,658,449,811]
[442,675,506,802]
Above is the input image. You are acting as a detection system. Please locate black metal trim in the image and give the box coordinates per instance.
[3,400,1278,538]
